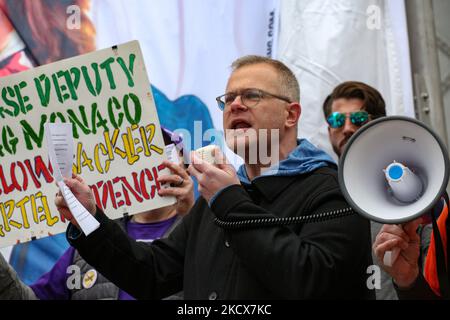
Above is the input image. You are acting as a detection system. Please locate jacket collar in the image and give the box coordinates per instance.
[237,139,335,201]
[237,139,335,183]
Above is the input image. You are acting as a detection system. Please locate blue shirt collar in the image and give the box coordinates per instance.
[237,139,336,184]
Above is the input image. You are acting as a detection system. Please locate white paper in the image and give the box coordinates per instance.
[165,144,178,163]
[160,144,178,190]
[46,123,100,236]
[44,123,73,180]
[383,248,400,267]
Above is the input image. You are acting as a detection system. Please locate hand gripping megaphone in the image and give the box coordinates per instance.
[338,116,450,266]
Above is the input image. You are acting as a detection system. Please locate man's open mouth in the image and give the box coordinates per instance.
[230,120,252,131]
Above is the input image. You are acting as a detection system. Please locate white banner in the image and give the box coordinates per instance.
[277,0,414,160]
[90,0,279,166]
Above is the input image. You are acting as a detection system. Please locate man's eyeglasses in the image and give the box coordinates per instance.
[216,88,291,111]
[326,111,370,128]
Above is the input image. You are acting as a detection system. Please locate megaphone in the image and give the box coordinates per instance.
[339,116,449,266]
[339,116,449,224]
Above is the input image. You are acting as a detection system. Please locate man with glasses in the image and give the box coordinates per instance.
[323,81,433,300]
[55,56,374,299]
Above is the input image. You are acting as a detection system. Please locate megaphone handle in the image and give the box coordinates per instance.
[383,248,401,267]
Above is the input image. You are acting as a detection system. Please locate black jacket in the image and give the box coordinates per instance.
[67,166,374,299]
[69,217,183,300]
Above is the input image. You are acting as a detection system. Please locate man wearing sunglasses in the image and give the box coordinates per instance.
[55,57,374,300]
[322,81,386,158]
[323,81,433,300]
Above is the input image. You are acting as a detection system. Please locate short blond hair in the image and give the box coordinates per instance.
[231,55,300,102]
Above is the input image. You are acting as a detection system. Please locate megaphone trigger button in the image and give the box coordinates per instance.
[388,164,404,180]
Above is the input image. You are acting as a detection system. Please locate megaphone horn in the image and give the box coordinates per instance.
[339,116,449,224]
[339,116,449,267]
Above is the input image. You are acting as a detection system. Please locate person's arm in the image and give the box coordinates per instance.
[209,181,370,299]
[188,149,370,298]
[66,206,189,300]
[57,174,188,300]
[0,252,38,300]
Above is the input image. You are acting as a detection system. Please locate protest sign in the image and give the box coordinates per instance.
[0,40,175,247]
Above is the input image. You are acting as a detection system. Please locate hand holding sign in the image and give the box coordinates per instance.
[45,123,99,236]
[158,159,194,217]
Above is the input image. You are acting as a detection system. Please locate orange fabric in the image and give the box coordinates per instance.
[424,203,448,296]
